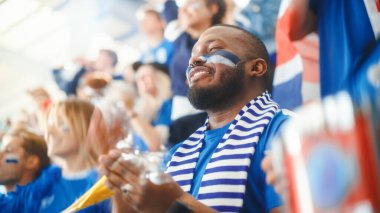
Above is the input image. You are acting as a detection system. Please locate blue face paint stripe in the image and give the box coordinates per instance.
[4,154,19,164]
[207,50,240,64]
[6,159,18,164]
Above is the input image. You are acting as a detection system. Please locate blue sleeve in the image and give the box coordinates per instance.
[0,193,22,213]
[0,165,61,213]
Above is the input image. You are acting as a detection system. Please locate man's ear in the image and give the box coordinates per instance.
[245,58,267,77]
[25,155,39,170]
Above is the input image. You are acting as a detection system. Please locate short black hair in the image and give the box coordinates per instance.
[132,61,143,72]
[215,24,273,92]
[206,0,227,25]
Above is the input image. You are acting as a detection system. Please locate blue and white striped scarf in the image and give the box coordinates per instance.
[166,92,279,212]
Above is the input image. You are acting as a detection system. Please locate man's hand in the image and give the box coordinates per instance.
[98,149,185,213]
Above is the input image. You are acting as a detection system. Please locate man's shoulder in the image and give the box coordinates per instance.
[271,109,295,126]
[16,165,61,192]
[164,142,184,165]
[259,109,295,145]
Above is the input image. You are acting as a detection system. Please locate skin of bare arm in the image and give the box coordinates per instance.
[285,0,318,41]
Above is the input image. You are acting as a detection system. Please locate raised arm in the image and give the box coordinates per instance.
[284,0,317,41]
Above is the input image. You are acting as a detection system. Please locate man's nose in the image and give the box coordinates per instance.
[189,55,206,66]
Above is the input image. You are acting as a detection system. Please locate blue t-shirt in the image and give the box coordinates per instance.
[0,165,61,213]
[167,111,289,212]
[309,0,378,98]
[140,39,175,67]
[0,165,110,213]
[39,169,109,213]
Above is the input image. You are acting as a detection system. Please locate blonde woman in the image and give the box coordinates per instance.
[41,99,110,212]
[0,99,111,212]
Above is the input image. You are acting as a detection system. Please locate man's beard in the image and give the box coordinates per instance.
[0,177,19,186]
[187,64,245,111]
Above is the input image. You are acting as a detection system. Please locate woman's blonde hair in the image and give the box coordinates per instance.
[47,99,109,167]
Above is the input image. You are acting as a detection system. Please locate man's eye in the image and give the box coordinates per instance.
[209,47,220,52]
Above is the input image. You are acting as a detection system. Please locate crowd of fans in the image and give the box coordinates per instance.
[0,0,379,212]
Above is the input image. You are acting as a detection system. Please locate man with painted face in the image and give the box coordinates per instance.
[100,25,289,213]
[0,128,55,213]
[0,128,50,193]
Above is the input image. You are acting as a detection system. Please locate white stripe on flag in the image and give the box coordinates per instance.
[364,0,380,39]
[278,0,292,18]
[273,54,303,85]
[302,82,321,103]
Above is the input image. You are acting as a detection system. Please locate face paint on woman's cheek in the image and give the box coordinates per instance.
[186,50,241,80]
[4,154,19,164]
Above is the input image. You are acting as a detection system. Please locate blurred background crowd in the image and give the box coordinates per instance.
[0,0,379,212]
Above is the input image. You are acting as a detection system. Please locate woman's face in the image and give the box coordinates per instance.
[46,112,78,158]
[135,65,157,96]
[179,0,215,31]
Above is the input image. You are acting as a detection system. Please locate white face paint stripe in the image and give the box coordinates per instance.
[186,50,241,80]
[205,54,237,67]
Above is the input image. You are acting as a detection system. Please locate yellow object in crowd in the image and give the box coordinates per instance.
[62,176,114,213]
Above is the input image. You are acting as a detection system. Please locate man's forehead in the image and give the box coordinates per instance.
[204,25,240,36]
[199,27,241,44]
[2,135,22,146]
[1,136,22,151]
[192,27,242,53]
